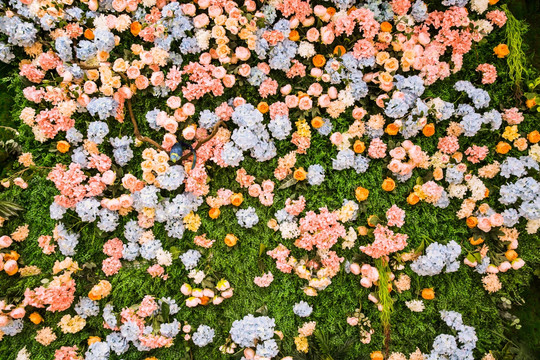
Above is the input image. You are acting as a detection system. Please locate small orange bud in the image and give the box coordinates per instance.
[84,29,94,40]
[311,116,324,129]
[355,186,369,201]
[357,226,368,236]
[289,30,300,41]
[407,193,420,205]
[224,233,238,247]
[494,44,510,58]
[57,140,70,153]
[209,208,220,219]
[88,336,101,346]
[505,250,518,261]
[466,216,478,228]
[257,102,269,114]
[381,22,392,32]
[421,288,435,300]
[469,236,484,246]
[353,140,366,153]
[382,177,395,192]
[293,167,307,181]
[230,193,244,207]
[371,351,384,360]
[29,312,43,324]
[528,130,540,143]
[526,98,537,109]
[496,141,511,154]
[423,123,435,137]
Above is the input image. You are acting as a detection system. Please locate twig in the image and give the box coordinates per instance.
[178,120,226,162]
[126,98,166,151]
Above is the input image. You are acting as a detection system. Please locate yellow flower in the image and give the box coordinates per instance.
[502,125,520,141]
[294,336,309,353]
[183,212,201,232]
[296,119,311,138]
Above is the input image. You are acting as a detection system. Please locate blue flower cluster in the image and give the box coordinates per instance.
[0,319,23,336]
[307,164,325,186]
[268,115,292,140]
[156,165,186,191]
[154,192,203,239]
[55,222,80,256]
[293,301,313,317]
[110,136,134,167]
[454,81,490,109]
[499,177,540,221]
[230,314,276,348]
[223,104,277,165]
[192,325,215,347]
[0,15,37,47]
[500,156,538,178]
[425,311,477,360]
[411,240,461,276]
[179,249,201,270]
[87,98,118,121]
[87,121,109,144]
[236,207,259,228]
[333,149,371,174]
[0,42,14,63]
[75,297,99,319]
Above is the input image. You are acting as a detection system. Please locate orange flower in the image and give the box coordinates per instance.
[466,216,478,228]
[433,167,444,181]
[381,177,395,191]
[496,141,511,154]
[489,0,499,4]
[357,226,368,236]
[505,250,518,261]
[353,140,365,153]
[371,351,384,360]
[407,193,420,205]
[380,22,392,32]
[29,312,43,324]
[257,102,269,114]
[312,54,326,68]
[88,337,101,346]
[293,167,307,181]
[452,152,463,162]
[57,140,70,153]
[528,130,540,143]
[311,116,324,129]
[84,29,94,40]
[333,45,346,56]
[289,30,300,41]
[494,44,509,58]
[469,236,484,246]
[421,288,435,300]
[131,22,142,36]
[224,233,238,247]
[199,296,210,306]
[230,193,244,207]
[422,123,435,137]
[209,208,220,219]
[355,186,369,201]
[327,7,336,16]
[385,123,400,135]
[4,250,20,261]
[526,98,537,109]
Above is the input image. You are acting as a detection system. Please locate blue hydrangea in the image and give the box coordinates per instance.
[98,208,119,232]
[75,297,99,319]
[120,321,140,342]
[179,249,201,270]
[110,136,134,167]
[106,332,129,355]
[230,314,276,348]
[85,341,110,360]
[236,207,259,228]
[221,142,245,167]
[307,164,325,186]
[192,325,215,347]
[103,304,118,329]
[293,301,313,317]
[411,240,461,276]
[199,110,220,130]
[140,239,163,260]
[87,121,109,144]
[268,115,292,140]
[55,222,79,256]
[87,98,118,121]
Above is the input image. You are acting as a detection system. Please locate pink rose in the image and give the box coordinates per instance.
[135,75,149,90]
[285,95,299,108]
[245,0,256,12]
[212,296,224,305]
[102,170,116,185]
[193,14,209,28]
[350,263,361,275]
[4,259,18,275]
[347,317,359,326]
[84,81,97,94]
[167,96,182,109]
[314,5,327,17]
[0,235,12,248]
[321,74,331,82]
[212,66,226,79]
[261,180,274,193]
[311,67,323,78]
[280,84,292,95]
[248,184,261,197]
[477,217,492,233]
[183,126,196,140]
[233,97,246,107]
[306,28,320,42]
[162,133,177,151]
[298,96,313,110]
[490,213,504,227]
[238,64,251,77]
[0,315,9,327]
[330,132,343,145]
[126,66,140,79]
[320,26,335,45]
[185,297,200,307]
[464,258,478,267]
[221,289,233,298]
[498,261,512,272]
[487,264,499,274]
[303,16,315,27]
[318,94,331,108]
[181,3,196,16]
[244,348,255,360]
[360,277,372,288]
[352,107,367,120]
[387,159,402,173]
[235,46,251,61]
[182,103,195,116]
[150,71,164,86]
[222,74,236,88]
[203,288,215,298]
[181,284,192,296]
[164,119,178,133]
[199,52,212,65]
[198,0,210,8]
[118,86,132,99]
[511,258,525,270]
[307,83,323,97]
[328,86,338,99]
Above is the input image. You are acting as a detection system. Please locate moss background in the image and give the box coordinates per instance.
[0,1,539,359]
